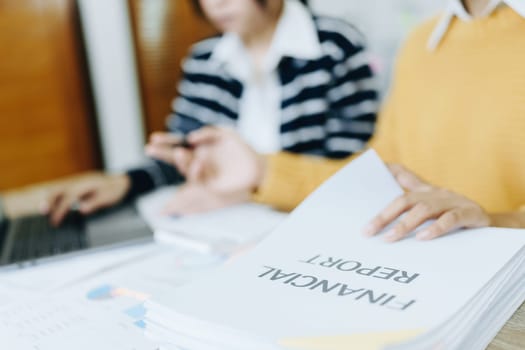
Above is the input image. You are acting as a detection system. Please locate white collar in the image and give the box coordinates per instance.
[427,0,525,51]
[211,0,322,76]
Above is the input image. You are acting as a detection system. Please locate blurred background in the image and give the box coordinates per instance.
[0,0,444,197]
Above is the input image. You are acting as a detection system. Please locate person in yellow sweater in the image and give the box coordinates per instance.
[146,0,525,241]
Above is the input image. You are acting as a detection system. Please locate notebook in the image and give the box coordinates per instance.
[136,187,287,253]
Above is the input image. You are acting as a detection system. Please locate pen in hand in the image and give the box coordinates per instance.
[145,132,194,165]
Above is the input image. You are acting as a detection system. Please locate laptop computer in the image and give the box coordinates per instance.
[0,198,153,268]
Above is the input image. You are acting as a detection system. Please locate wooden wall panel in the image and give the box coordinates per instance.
[0,0,100,190]
[129,0,216,135]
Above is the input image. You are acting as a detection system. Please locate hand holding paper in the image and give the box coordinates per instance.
[364,164,491,242]
[150,126,495,242]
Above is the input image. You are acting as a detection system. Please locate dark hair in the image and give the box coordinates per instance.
[190,0,309,18]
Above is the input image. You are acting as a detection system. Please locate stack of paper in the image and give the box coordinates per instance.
[136,187,287,253]
[144,151,525,350]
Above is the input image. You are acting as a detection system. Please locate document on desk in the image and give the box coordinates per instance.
[144,150,525,350]
[136,186,287,252]
[0,243,225,350]
[0,241,160,305]
[0,285,33,310]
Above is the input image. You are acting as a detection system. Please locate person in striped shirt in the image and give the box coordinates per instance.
[147,0,525,236]
[45,0,378,224]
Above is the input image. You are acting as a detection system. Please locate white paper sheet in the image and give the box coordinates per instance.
[0,242,159,308]
[1,243,226,350]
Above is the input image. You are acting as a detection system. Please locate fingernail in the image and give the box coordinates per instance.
[416,230,432,240]
[384,228,396,237]
[362,224,375,237]
[384,229,398,242]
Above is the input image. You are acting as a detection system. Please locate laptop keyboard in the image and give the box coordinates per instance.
[0,211,88,265]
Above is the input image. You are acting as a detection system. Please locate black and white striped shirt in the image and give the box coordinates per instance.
[127,15,378,197]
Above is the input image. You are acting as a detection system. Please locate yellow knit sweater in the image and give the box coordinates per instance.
[254,6,525,213]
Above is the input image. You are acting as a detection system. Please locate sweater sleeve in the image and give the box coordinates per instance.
[251,93,400,211]
[252,153,353,212]
[125,160,184,201]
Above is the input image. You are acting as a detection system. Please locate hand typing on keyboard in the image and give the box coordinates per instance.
[42,174,131,226]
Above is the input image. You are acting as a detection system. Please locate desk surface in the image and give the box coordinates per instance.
[2,173,525,349]
[489,301,525,349]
